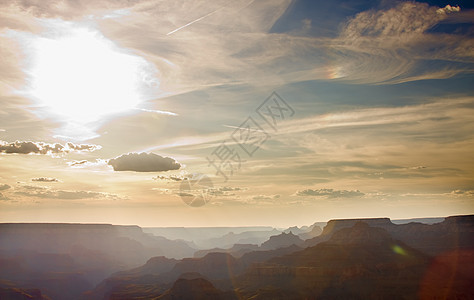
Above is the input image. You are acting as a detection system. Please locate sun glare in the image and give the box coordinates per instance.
[29,25,157,125]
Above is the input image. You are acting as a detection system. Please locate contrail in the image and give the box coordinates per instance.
[135,108,178,116]
[167,8,222,35]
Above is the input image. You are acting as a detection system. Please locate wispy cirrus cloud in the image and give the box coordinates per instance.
[91,0,471,91]
[1,0,471,102]
[333,2,470,84]
[146,96,474,153]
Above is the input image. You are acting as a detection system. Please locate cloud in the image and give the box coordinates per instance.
[153,175,185,181]
[104,0,469,88]
[151,187,173,194]
[297,188,364,198]
[177,192,194,197]
[1,0,470,100]
[0,0,137,20]
[218,186,244,192]
[341,3,460,39]
[0,184,11,191]
[252,194,280,201]
[450,189,474,196]
[155,97,474,154]
[31,177,60,182]
[278,97,474,140]
[437,5,460,14]
[207,186,245,196]
[108,152,181,172]
[334,2,469,83]
[67,159,108,168]
[0,140,101,155]
[68,160,88,166]
[65,142,101,151]
[14,185,121,200]
[0,192,8,200]
[409,166,427,170]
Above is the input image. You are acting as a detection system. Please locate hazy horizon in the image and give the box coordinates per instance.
[0,214,454,228]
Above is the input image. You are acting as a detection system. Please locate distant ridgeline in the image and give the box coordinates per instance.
[0,215,473,300]
[304,215,474,255]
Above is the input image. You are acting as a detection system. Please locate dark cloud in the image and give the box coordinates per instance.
[219,186,243,192]
[68,160,88,166]
[108,152,181,172]
[31,177,60,182]
[65,142,98,151]
[0,140,101,155]
[208,186,245,196]
[178,192,194,197]
[0,184,11,191]
[297,188,364,198]
[153,175,184,181]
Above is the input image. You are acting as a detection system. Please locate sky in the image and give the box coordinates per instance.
[0,0,473,227]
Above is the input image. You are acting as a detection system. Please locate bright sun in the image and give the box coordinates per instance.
[29,25,157,125]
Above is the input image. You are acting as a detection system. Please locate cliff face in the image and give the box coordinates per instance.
[0,287,50,300]
[103,276,237,300]
[321,218,393,236]
[85,255,179,300]
[0,223,195,260]
[270,222,428,268]
[383,215,474,255]
[167,252,238,282]
[260,232,304,250]
[194,244,259,258]
[328,221,393,245]
[194,232,304,259]
[157,278,235,300]
[237,222,473,299]
[88,244,305,299]
[298,225,322,240]
[202,229,282,249]
[90,215,474,300]
[305,216,474,256]
[0,223,197,300]
[304,218,393,247]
